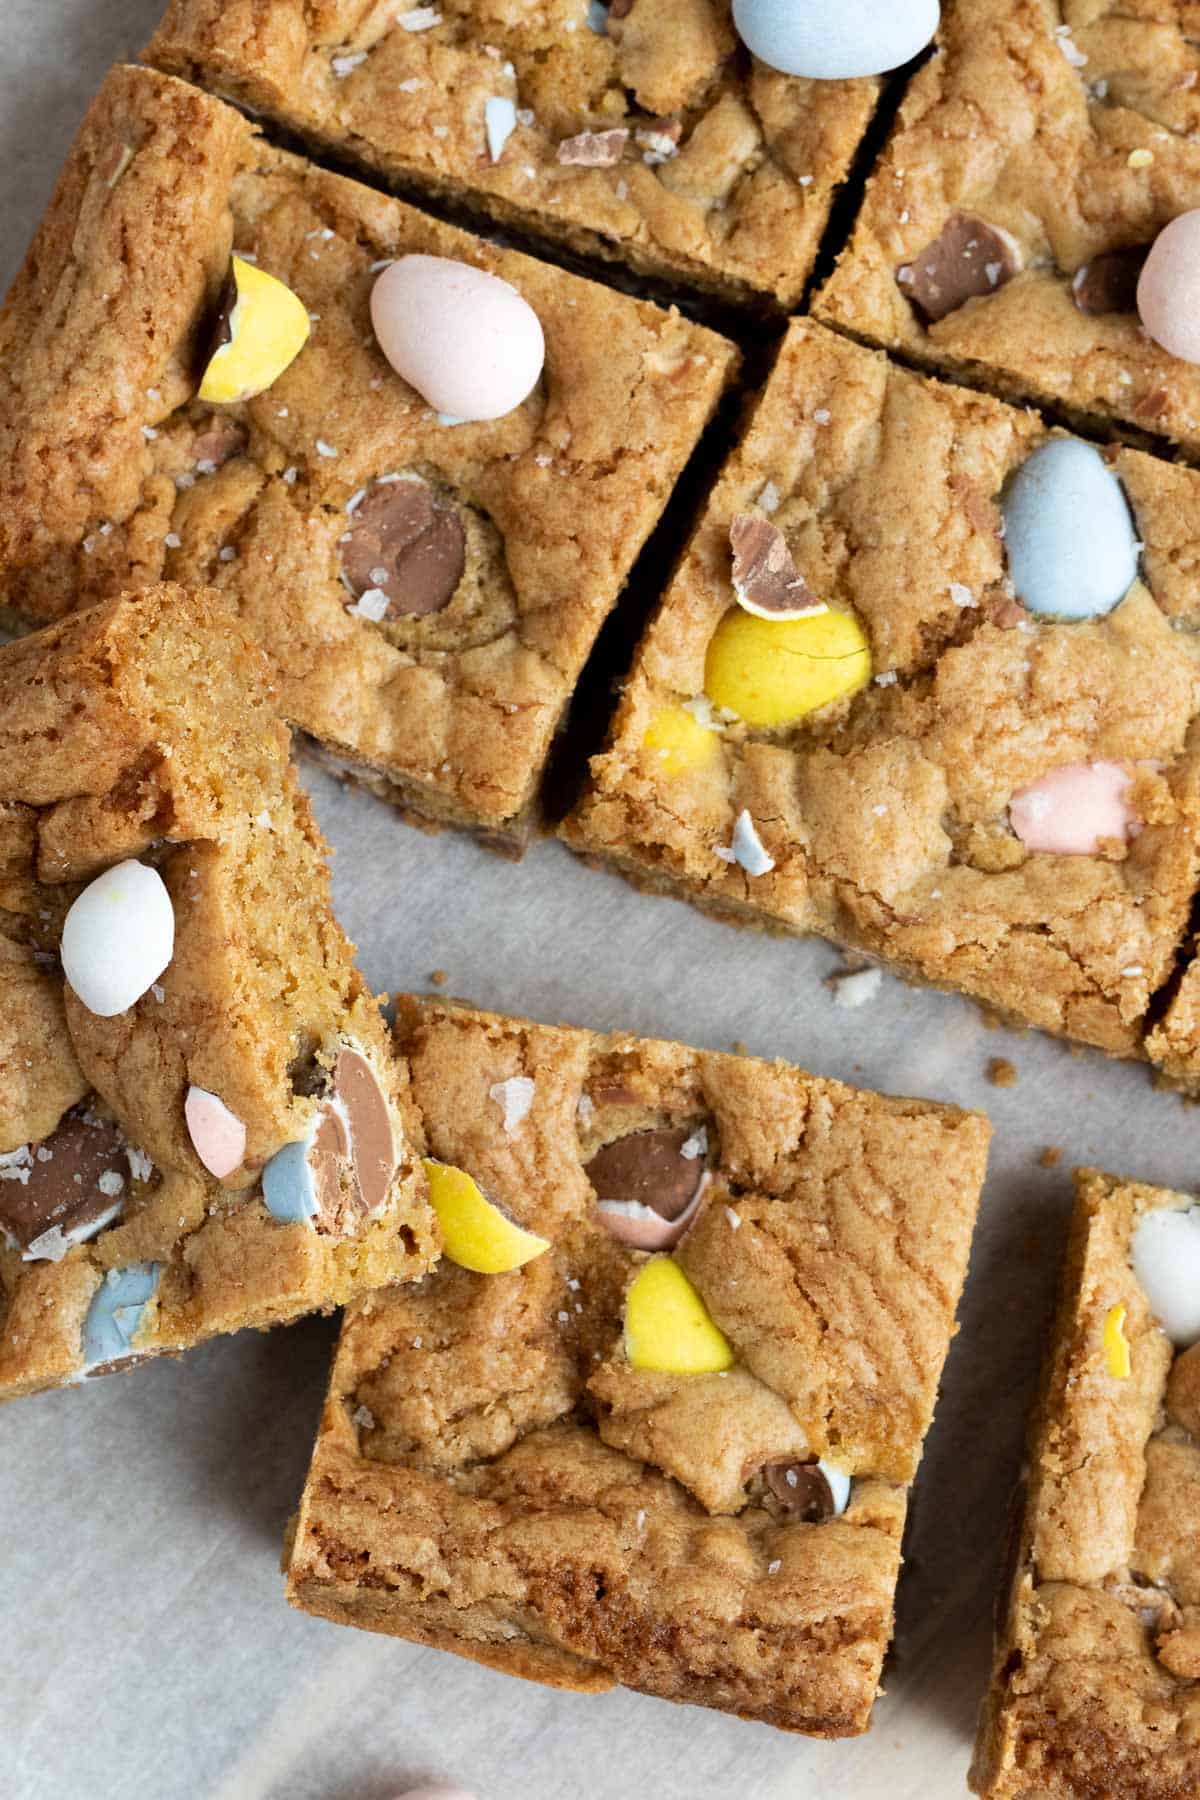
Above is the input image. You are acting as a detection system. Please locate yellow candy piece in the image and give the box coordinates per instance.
[624,1256,734,1375]
[1103,1302,1131,1380]
[198,256,311,405]
[423,1158,550,1274]
[704,607,871,728]
[641,703,722,778]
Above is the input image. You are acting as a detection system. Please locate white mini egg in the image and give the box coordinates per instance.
[1001,439,1139,620]
[1131,1206,1200,1346]
[61,860,175,1017]
[732,0,940,79]
[370,255,545,422]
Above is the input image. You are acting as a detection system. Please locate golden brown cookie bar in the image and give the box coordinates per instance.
[0,585,436,1402]
[816,0,1200,454]
[562,319,1200,1071]
[971,1170,1200,1797]
[144,0,878,309]
[0,65,737,852]
[286,995,989,1735]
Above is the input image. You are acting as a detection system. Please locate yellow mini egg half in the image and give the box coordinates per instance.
[641,703,723,778]
[423,1159,550,1274]
[624,1256,734,1375]
[704,607,871,728]
[199,256,311,405]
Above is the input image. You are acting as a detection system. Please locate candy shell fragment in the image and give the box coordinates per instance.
[1103,1303,1131,1380]
[423,1158,550,1273]
[80,1261,160,1372]
[624,1256,734,1375]
[198,256,311,404]
[642,704,722,777]
[185,1086,247,1180]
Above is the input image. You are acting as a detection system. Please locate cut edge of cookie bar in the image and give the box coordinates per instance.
[970,1168,1200,1798]
[561,317,1200,1069]
[143,0,880,311]
[285,994,990,1734]
[0,62,739,853]
[0,585,437,1402]
[815,0,1200,458]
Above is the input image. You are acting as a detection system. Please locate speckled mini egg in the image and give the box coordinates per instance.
[1138,211,1200,365]
[1001,439,1139,621]
[370,255,545,422]
[731,0,940,78]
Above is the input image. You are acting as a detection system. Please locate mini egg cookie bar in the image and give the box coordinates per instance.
[144,0,883,309]
[286,995,989,1735]
[972,1170,1200,1797]
[817,0,1200,456]
[564,320,1200,1069]
[0,65,736,853]
[0,585,435,1403]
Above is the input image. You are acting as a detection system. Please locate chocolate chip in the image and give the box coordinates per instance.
[764,1459,836,1522]
[0,1111,130,1256]
[557,129,630,168]
[341,478,466,619]
[898,215,1019,324]
[1072,245,1150,316]
[584,1127,702,1221]
[730,514,819,619]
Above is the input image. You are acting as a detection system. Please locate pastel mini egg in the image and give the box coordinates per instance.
[1131,1206,1200,1346]
[1010,761,1137,856]
[423,1158,550,1273]
[198,256,311,404]
[61,859,175,1017]
[370,255,545,422]
[1001,440,1139,620]
[623,1257,734,1375]
[1138,212,1200,365]
[732,0,939,79]
[80,1261,160,1372]
[185,1086,247,1180]
[704,607,871,728]
[641,703,723,778]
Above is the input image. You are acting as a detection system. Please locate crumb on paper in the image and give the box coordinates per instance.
[430,968,448,987]
[1038,1145,1064,1169]
[987,1057,1018,1089]
[825,963,883,1009]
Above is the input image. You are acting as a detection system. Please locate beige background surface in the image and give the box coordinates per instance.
[3,6,1196,1797]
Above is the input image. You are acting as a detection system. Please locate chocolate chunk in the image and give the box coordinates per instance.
[985,594,1028,630]
[764,1459,836,1522]
[1072,245,1150,316]
[340,478,466,619]
[192,416,248,470]
[898,215,1019,324]
[557,129,630,168]
[585,1127,702,1220]
[210,268,238,354]
[608,0,636,17]
[730,514,820,619]
[0,1111,130,1256]
[332,1044,396,1216]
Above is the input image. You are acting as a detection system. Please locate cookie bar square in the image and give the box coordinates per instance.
[0,584,436,1402]
[285,995,989,1735]
[144,0,878,309]
[816,0,1200,454]
[562,319,1200,1066]
[971,1169,1200,1797]
[0,65,737,852]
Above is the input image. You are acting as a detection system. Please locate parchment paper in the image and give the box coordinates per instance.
[5,8,1197,1795]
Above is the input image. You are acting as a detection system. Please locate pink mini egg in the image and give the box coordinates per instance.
[1010,761,1136,856]
[185,1084,247,1179]
[1138,212,1200,364]
[370,255,544,421]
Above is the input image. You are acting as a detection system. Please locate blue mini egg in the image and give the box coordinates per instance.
[81,1261,160,1370]
[732,0,940,79]
[262,1131,320,1225]
[1002,440,1139,621]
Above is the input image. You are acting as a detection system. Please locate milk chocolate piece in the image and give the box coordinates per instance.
[765,1458,836,1522]
[0,1111,129,1256]
[192,415,248,469]
[585,1127,702,1218]
[730,514,820,618]
[899,215,1019,323]
[340,478,466,618]
[557,130,630,168]
[332,1043,396,1217]
[1072,245,1150,317]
